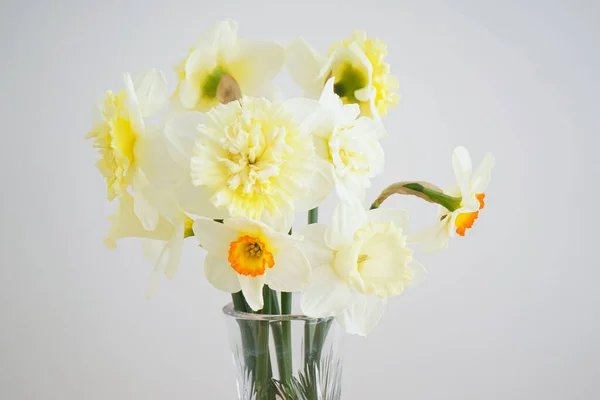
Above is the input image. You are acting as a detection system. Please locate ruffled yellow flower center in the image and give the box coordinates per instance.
[191,98,316,220]
[228,235,275,277]
[455,193,486,236]
[86,90,138,200]
[328,30,399,117]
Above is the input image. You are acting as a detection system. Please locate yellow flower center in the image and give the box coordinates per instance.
[228,235,275,277]
[328,30,399,117]
[183,216,195,238]
[86,90,138,200]
[455,193,486,236]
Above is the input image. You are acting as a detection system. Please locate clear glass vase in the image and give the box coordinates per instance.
[223,303,344,400]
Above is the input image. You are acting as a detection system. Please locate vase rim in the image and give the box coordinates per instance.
[222,302,335,323]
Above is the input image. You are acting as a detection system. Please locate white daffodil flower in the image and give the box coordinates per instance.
[174,19,284,112]
[193,217,311,311]
[310,78,386,205]
[410,147,495,252]
[187,96,332,233]
[285,31,399,118]
[299,203,426,336]
[86,69,169,231]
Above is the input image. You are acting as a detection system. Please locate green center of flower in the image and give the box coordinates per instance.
[202,66,228,99]
[333,63,368,104]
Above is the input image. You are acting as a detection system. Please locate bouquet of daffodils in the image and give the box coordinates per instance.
[86,18,494,395]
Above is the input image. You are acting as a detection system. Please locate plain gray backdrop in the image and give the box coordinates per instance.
[1,0,599,399]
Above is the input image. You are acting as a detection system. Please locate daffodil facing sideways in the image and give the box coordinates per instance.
[409,146,495,252]
[97,100,225,297]
[188,96,332,233]
[86,69,170,231]
[174,19,284,112]
[299,203,426,336]
[285,30,399,118]
[310,78,386,204]
[193,217,311,311]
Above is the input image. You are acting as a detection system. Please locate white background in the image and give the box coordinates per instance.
[1,0,599,398]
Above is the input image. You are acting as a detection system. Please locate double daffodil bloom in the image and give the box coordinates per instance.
[188,96,331,233]
[310,78,386,204]
[299,203,426,336]
[285,30,399,118]
[410,147,495,252]
[193,217,311,311]
[174,19,284,112]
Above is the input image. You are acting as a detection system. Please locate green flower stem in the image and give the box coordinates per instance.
[256,288,273,398]
[269,291,288,383]
[401,183,462,211]
[280,292,293,384]
[313,319,333,363]
[304,322,316,363]
[304,207,320,396]
[308,207,319,225]
[304,321,318,399]
[232,291,248,313]
[231,292,256,381]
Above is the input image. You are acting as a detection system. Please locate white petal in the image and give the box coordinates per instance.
[178,182,227,220]
[204,252,241,293]
[295,159,334,212]
[407,259,427,288]
[134,69,168,118]
[334,176,366,205]
[192,218,237,254]
[164,112,204,168]
[367,208,409,232]
[327,202,367,249]
[164,223,185,279]
[266,246,311,292]
[238,274,266,311]
[347,42,374,86]
[122,72,145,135]
[227,39,284,95]
[284,37,324,98]
[223,216,267,236]
[297,223,335,267]
[471,152,495,194]
[145,223,185,297]
[452,146,473,199]
[282,97,321,129]
[133,169,159,231]
[318,78,344,110]
[409,218,450,253]
[104,192,175,248]
[362,95,380,119]
[197,19,238,50]
[179,79,200,110]
[260,207,294,234]
[354,86,374,102]
[301,265,351,318]
[337,292,387,336]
